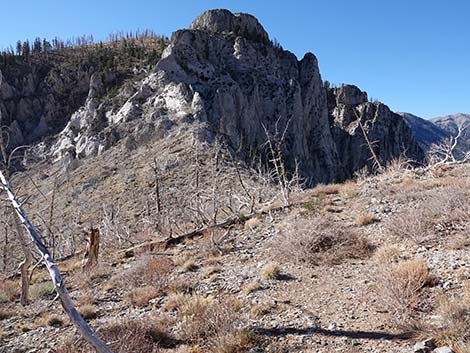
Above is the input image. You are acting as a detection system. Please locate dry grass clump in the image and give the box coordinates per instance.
[78,304,98,320]
[251,301,276,317]
[312,184,340,196]
[374,244,401,264]
[262,262,281,280]
[0,280,18,303]
[112,255,173,290]
[30,281,55,299]
[243,281,261,295]
[126,286,160,308]
[56,316,176,353]
[35,314,64,328]
[375,260,432,326]
[384,186,470,244]
[0,307,14,320]
[170,294,254,351]
[409,296,470,353]
[356,213,377,226]
[275,217,373,266]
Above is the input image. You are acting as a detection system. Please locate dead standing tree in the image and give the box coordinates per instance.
[0,170,113,352]
[262,117,301,207]
[428,121,470,168]
[82,227,100,269]
[353,109,384,173]
[0,126,33,305]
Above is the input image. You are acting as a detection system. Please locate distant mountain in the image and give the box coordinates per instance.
[431,114,470,154]
[398,112,450,150]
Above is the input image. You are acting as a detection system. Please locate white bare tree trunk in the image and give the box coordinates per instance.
[0,169,113,353]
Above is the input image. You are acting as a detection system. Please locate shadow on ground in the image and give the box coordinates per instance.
[254,326,411,341]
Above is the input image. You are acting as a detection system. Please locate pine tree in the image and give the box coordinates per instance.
[16,40,22,56]
[33,37,42,54]
[22,40,30,60]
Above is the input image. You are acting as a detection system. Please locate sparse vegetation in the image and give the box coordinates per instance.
[0,280,18,303]
[56,316,176,353]
[262,262,281,280]
[276,217,373,265]
[356,213,377,226]
[29,282,55,299]
[78,304,98,320]
[375,260,432,326]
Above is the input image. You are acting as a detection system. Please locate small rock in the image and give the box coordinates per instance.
[433,347,453,353]
[413,338,436,352]
[328,322,337,330]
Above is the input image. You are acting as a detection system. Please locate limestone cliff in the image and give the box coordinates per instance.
[0,9,425,182]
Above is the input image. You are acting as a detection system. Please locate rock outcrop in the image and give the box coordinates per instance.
[327,85,425,173]
[0,9,425,181]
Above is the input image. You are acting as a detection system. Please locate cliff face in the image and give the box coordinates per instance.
[0,61,93,147]
[0,9,425,182]
[327,85,425,174]
[144,9,341,183]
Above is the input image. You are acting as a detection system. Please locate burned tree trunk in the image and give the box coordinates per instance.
[16,221,32,306]
[0,169,113,353]
[82,227,100,269]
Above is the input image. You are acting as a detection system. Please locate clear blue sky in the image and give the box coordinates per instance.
[1,0,468,119]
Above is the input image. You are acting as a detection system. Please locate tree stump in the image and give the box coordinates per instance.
[82,227,100,269]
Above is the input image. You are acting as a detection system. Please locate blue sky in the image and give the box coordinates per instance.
[1,0,468,118]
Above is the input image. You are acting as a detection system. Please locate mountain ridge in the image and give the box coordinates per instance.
[0,9,425,182]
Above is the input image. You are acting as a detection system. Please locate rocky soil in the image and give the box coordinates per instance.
[1,145,470,352]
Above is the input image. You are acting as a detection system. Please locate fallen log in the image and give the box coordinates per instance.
[120,200,305,256]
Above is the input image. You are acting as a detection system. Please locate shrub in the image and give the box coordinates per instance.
[275,217,373,265]
[374,244,400,264]
[262,262,281,280]
[356,213,377,226]
[78,304,98,320]
[30,282,55,299]
[375,260,432,326]
[125,286,160,308]
[0,280,18,303]
[55,317,176,353]
[111,255,173,290]
[175,294,251,350]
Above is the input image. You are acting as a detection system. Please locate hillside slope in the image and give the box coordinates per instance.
[431,113,470,152]
[399,112,450,150]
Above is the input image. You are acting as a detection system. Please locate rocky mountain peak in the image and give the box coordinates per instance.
[0,9,424,181]
[189,9,270,44]
[331,84,368,106]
